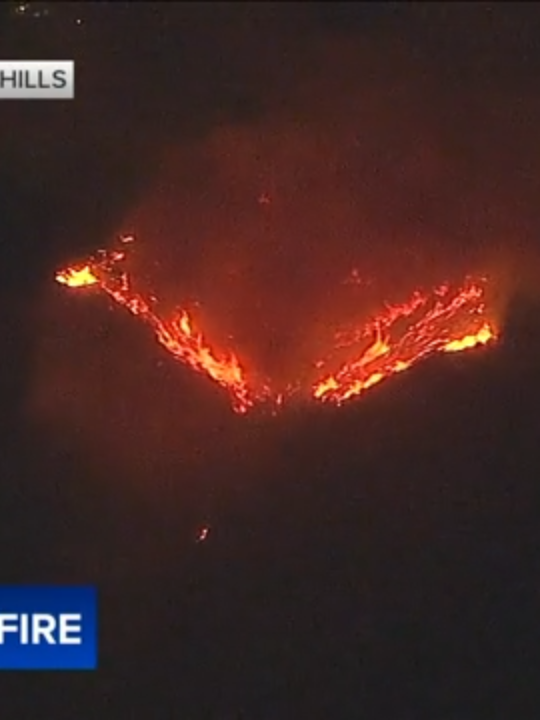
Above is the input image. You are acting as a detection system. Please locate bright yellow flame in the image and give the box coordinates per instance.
[443,323,495,352]
[55,265,98,288]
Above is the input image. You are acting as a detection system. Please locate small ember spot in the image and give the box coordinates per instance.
[258,192,271,205]
[196,525,210,543]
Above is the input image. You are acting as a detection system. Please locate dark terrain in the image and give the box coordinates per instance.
[1,3,540,718]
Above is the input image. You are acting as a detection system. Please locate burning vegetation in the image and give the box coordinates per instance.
[55,236,497,414]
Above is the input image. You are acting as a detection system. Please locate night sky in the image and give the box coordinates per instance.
[2,3,540,717]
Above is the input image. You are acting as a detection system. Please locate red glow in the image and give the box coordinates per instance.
[56,236,497,412]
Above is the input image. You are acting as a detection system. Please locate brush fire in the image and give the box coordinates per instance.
[55,235,497,414]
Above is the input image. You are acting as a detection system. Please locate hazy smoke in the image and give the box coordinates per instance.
[25,4,540,470]
[120,7,540,377]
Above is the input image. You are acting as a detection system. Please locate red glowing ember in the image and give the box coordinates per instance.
[55,236,497,412]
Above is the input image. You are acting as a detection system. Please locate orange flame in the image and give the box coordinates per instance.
[312,281,496,405]
[55,240,260,413]
[55,237,498,413]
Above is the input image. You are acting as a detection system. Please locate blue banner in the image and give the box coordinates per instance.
[0,586,97,669]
